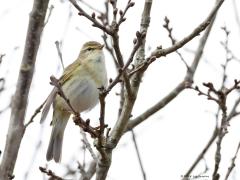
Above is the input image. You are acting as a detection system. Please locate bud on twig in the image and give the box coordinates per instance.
[129,2,135,7]
[113,8,118,16]
[91,12,95,19]
[133,38,137,44]
[136,31,141,38]
[78,12,84,16]
[119,10,123,16]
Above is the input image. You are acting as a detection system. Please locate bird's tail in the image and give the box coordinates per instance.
[46,109,70,162]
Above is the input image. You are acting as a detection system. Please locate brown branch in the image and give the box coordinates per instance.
[25,99,47,127]
[126,11,217,131]
[68,0,112,35]
[103,31,145,95]
[182,128,218,180]
[191,80,240,180]
[131,130,146,180]
[117,1,135,27]
[224,141,240,180]
[127,81,187,131]
[102,33,119,69]
[0,54,5,65]
[129,0,225,75]
[44,4,54,27]
[0,0,50,179]
[163,16,189,69]
[98,87,107,137]
[49,75,99,138]
[80,129,97,162]
[39,166,63,180]
[111,0,153,144]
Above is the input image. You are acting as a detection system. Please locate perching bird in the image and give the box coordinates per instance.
[40,41,108,162]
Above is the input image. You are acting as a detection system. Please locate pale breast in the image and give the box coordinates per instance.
[55,51,107,113]
[55,77,99,113]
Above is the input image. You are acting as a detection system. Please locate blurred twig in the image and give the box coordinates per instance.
[55,41,65,70]
[39,166,63,180]
[224,141,240,180]
[131,130,146,180]
[163,16,189,69]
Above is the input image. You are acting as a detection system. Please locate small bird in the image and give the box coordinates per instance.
[40,41,108,162]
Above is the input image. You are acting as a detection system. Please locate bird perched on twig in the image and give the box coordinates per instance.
[40,41,108,162]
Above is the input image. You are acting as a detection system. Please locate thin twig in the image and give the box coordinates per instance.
[182,128,218,180]
[55,41,65,70]
[80,128,98,162]
[25,99,47,127]
[39,166,63,180]
[191,80,240,180]
[69,0,112,35]
[131,130,146,180]
[50,75,98,138]
[44,5,54,27]
[117,1,135,28]
[129,0,225,76]
[224,141,240,180]
[0,54,5,65]
[163,16,189,69]
[104,31,145,95]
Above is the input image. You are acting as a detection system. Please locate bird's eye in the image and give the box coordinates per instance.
[87,47,93,51]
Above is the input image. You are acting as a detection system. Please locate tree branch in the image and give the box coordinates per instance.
[0,0,50,179]
[129,0,225,75]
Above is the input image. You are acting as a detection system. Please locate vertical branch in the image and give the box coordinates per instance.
[110,0,152,144]
[0,0,50,179]
[94,1,153,179]
[131,0,152,95]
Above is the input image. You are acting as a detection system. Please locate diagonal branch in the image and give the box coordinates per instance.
[69,0,112,35]
[129,0,225,76]
[49,76,99,138]
[127,10,217,131]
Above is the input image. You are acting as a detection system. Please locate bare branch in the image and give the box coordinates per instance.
[49,75,99,138]
[163,16,189,69]
[69,0,112,35]
[80,128,97,162]
[129,0,225,75]
[0,0,50,178]
[224,141,240,180]
[104,31,145,95]
[127,10,217,131]
[131,130,146,180]
[182,128,218,180]
[55,41,65,70]
[44,5,54,27]
[25,99,47,127]
[39,166,63,180]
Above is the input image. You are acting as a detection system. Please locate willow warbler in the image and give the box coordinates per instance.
[40,41,108,162]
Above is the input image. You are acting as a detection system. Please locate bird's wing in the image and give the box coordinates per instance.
[40,87,57,123]
[59,60,82,85]
[40,59,82,123]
